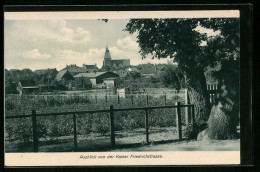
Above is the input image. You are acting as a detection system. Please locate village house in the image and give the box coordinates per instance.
[82,64,98,72]
[127,66,138,72]
[55,70,74,81]
[73,71,119,88]
[102,77,119,89]
[17,79,38,95]
[74,77,92,90]
[112,69,128,78]
[55,70,74,82]
[60,64,89,76]
[34,68,58,76]
[34,68,58,85]
[55,70,75,88]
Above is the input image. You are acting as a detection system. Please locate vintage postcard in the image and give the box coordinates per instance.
[4,10,240,166]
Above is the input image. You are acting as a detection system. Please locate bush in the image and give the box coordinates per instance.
[91,113,110,135]
[5,101,15,111]
[5,118,47,143]
[207,103,238,140]
[183,119,207,139]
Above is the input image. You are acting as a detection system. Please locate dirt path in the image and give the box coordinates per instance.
[110,139,240,152]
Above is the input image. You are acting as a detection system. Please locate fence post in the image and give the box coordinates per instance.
[131,95,134,106]
[73,113,78,151]
[145,107,149,143]
[175,102,182,140]
[146,94,149,106]
[105,94,107,104]
[185,88,190,125]
[191,105,195,132]
[109,105,115,147]
[164,93,166,106]
[32,109,38,152]
[117,94,120,104]
[85,95,88,103]
[95,94,97,103]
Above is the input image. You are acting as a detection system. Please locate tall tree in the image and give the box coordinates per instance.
[125,18,211,120]
[125,18,239,139]
[200,19,240,139]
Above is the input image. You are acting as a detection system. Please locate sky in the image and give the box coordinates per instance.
[5,19,173,71]
[4,18,220,71]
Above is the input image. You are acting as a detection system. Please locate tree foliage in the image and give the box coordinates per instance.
[126,71,141,82]
[125,18,240,139]
[125,18,239,75]
[161,63,184,91]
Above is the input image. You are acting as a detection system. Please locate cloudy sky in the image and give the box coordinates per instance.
[4,19,174,71]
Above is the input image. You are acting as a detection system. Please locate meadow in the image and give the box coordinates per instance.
[5,90,188,152]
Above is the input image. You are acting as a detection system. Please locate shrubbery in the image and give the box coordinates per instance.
[183,119,207,140]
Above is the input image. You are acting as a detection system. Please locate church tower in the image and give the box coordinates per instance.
[103,46,112,68]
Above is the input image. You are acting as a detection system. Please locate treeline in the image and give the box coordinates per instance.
[5,68,66,94]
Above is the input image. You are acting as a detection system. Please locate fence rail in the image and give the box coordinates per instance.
[6,102,194,152]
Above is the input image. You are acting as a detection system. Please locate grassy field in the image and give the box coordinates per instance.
[5,91,187,152]
[5,126,187,152]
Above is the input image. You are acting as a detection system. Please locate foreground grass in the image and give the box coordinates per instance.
[5,126,185,152]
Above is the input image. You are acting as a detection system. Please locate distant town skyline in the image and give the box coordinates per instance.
[5,18,219,71]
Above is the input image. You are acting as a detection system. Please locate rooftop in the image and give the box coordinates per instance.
[74,71,119,78]
[19,79,36,87]
[62,65,88,73]
[74,72,107,78]
[55,70,74,81]
[103,77,118,80]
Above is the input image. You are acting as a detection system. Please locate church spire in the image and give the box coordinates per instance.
[104,45,111,59]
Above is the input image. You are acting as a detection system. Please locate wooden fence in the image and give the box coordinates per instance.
[6,85,218,105]
[207,84,219,105]
[5,102,194,152]
[5,91,186,107]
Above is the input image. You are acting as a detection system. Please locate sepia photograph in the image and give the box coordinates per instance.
[4,10,241,166]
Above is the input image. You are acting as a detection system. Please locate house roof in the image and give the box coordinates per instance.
[19,79,36,87]
[127,67,138,72]
[74,72,107,78]
[113,70,127,78]
[55,70,74,81]
[83,64,97,69]
[61,65,88,74]
[35,68,57,75]
[103,77,118,80]
[74,71,119,78]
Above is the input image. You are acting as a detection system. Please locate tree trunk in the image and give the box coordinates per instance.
[186,68,211,122]
[206,60,239,139]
